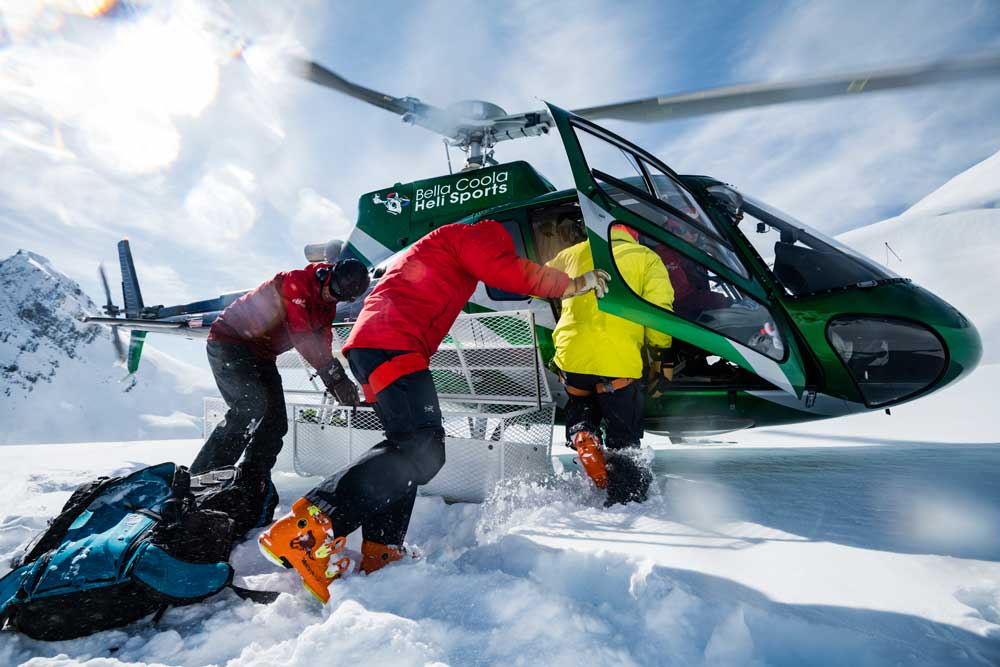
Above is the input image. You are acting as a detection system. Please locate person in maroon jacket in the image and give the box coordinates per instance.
[191,259,371,487]
[653,218,731,318]
[258,219,609,601]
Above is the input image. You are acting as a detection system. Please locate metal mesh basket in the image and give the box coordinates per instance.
[286,401,556,503]
[203,310,557,503]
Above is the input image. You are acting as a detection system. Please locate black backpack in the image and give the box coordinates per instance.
[0,463,278,641]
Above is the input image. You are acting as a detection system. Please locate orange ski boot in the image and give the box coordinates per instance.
[258,498,351,603]
[360,540,407,575]
[572,431,608,489]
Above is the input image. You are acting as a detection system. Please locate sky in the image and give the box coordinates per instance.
[1,0,999,368]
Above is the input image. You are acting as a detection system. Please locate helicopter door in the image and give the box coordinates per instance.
[546,103,807,397]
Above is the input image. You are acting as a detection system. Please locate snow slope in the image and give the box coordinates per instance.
[0,430,998,666]
[0,250,214,444]
[839,150,1000,364]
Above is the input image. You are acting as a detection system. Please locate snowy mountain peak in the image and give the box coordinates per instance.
[0,250,213,444]
[902,149,1000,219]
[0,250,103,396]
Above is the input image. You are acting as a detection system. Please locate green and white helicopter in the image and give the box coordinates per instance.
[90,50,999,437]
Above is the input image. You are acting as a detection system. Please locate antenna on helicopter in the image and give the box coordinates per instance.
[288,50,1000,167]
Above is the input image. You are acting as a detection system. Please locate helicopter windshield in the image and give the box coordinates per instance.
[572,124,748,279]
[738,196,900,297]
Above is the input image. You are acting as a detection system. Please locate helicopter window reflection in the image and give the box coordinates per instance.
[572,124,748,279]
[737,197,899,297]
[485,218,532,301]
[529,202,588,266]
[612,228,787,362]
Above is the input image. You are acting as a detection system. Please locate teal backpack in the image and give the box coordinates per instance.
[0,462,276,641]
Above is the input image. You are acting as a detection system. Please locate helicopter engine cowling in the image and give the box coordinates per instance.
[304,240,344,264]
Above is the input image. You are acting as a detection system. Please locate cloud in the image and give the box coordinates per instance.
[129,259,198,304]
[656,1,1000,234]
[182,163,258,244]
[292,188,353,247]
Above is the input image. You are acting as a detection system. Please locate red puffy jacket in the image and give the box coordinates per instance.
[344,220,570,359]
[208,263,337,370]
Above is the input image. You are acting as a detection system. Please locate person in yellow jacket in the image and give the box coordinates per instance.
[547,223,674,504]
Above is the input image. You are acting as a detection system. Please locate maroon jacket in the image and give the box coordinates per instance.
[208,263,337,370]
[344,220,571,360]
[654,245,730,315]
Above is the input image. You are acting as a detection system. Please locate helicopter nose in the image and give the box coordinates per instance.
[825,284,981,407]
[936,300,983,390]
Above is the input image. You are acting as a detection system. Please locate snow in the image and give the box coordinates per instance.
[1,422,999,665]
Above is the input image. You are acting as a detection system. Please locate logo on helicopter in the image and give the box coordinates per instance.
[372,191,411,215]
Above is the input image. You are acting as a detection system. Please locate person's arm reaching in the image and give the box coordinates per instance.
[461,220,608,299]
[282,271,359,405]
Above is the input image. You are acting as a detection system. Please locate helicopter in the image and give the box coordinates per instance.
[86,49,999,437]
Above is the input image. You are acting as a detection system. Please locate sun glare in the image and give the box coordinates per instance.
[74,13,220,173]
[77,0,118,18]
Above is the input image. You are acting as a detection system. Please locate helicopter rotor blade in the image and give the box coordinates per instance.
[98,264,114,311]
[287,56,412,115]
[571,50,1000,123]
[110,325,126,363]
[98,264,125,363]
[287,56,464,139]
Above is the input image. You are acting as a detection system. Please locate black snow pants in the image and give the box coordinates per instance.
[561,369,652,505]
[305,348,446,546]
[190,340,288,476]
[562,370,644,449]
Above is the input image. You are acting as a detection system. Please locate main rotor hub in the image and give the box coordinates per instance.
[446,100,508,121]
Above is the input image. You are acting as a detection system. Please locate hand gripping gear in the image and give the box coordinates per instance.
[318,358,360,406]
[562,269,611,300]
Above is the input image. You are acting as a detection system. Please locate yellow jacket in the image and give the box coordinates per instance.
[548,229,674,378]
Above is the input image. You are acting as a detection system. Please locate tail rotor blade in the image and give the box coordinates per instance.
[99,263,125,363]
[111,325,126,363]
[99,264,114,310]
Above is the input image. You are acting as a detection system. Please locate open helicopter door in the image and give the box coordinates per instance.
[546,104,807,397]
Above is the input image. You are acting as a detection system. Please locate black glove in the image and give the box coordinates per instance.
[318,359,360,406]
[648,346,676,382]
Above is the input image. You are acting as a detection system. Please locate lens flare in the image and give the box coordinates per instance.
[77,0,119,18]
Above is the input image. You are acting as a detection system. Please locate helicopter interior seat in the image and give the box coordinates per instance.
[666,339,741,384]
[772,241,813,296]
[774,241,875,295]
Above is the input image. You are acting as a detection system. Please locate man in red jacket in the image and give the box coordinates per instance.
[259,219,609,601]
[190,259,370,532]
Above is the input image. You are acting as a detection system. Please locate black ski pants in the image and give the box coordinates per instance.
[306,348,446,546]
[561,370,644,449]
[191,340,287,476]
[562,369,652,505]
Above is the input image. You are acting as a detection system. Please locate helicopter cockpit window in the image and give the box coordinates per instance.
[572,124,748,279]
[528,203,588,266]
[738,196,899,297]
[609,225,787,361]
[485,218,532,301]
